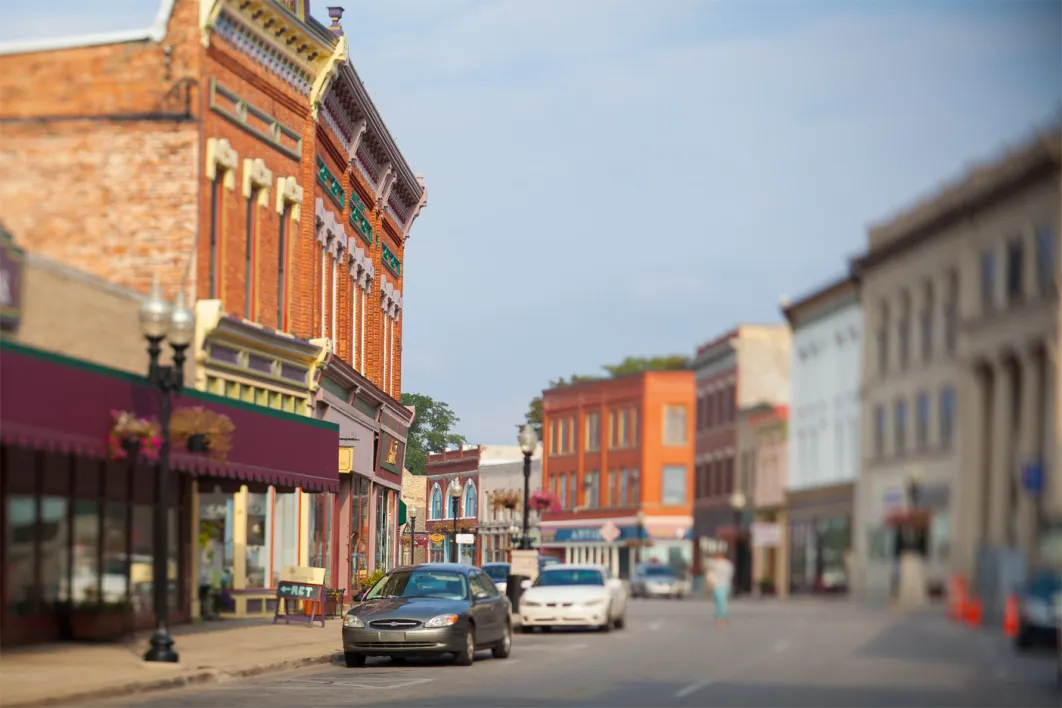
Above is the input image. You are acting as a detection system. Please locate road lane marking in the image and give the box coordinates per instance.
[674,678,713,698]
[772,639,789,653]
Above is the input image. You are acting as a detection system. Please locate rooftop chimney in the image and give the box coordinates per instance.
[327,6,344,37]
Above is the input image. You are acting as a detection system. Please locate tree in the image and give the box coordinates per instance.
[518,355,690,431]
[401,393,468,476]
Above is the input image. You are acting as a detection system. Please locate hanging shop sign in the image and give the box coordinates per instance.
[375,430,405,483]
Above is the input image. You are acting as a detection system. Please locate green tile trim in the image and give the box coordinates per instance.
[316,156,345,210]
[0,339,337,432]
[350,205,374,246]
[382,244,401,278]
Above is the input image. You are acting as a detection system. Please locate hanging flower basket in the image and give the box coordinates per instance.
[491,489,522,510]
[171,406,235,460]
[107,410,160,461]
[529,489,560,513]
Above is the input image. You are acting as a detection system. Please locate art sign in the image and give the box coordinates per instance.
[0,226,24,331]
[375,430,405,482]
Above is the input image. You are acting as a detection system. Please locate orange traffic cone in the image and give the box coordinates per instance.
[1003,594,1020,638]
[965,597,983,627]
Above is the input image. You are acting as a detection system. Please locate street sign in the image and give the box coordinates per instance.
[1022,460,1044,495]
[456,533,475,545]
[599,522,620,543]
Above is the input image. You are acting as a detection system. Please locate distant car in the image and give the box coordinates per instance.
[1015,568,1062,651]
[518,564,627,633]
[630,564,690,599]
[482,563,511,594]
[341,563,512,668]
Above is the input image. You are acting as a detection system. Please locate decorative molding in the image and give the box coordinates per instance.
[275,175,304,221]
[310,34,349,120]
[381,244,401,278]
[348,246,371,292]
[242,158,273,205]
[349,189,373,246]
[209,78,302,159]
[403,174,428,237]
[205,137,239,189]
[348,119,368,161]
[199,0,225,48]
[375,162,395,210]
[314,198,347,257]
[212,10,314,96]
[316,156,345,210]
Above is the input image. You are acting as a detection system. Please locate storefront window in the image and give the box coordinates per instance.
[7,495,37,616]
[375,488,392,572]
[351,478,370,588]
[40,497,68,608]
[71,500,100,603]
[272,491,299,585]
[199,493,232,592]
[102,503,129,603]
[308,492,333,583]
[930,510,950,563]
[245,492,269,588]
[429,537,445,563]
[131,504,154,613]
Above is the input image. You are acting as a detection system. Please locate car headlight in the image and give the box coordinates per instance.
[424,614,459,628]
[583,598,605,607]
[343,615,365,628]
[1022,598,1051,625]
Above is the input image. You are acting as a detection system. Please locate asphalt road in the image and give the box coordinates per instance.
[112,598,1059,708]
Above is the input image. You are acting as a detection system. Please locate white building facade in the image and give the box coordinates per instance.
[477,445,543,563]
[782,276,862,594]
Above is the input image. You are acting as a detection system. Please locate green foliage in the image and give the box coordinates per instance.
[363,568,387,589]
[400,393,467,476]
[518,355,690,431]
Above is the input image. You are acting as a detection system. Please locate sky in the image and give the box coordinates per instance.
[1,0,1060,445]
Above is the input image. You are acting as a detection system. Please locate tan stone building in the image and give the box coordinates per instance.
[400,470,427,564]
[850,124,1060,604]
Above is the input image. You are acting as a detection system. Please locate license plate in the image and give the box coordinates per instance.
[378,631,405,641]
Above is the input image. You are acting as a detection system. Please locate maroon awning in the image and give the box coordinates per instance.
[0,341,339,492]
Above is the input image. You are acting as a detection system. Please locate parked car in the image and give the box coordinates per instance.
[1015,568,1062,651]
[482,563,511,594]
[518,564,627,633]
[630,563,690,599]
[341,564,511,668]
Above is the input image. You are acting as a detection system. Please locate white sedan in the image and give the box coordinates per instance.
[519,564,627,632]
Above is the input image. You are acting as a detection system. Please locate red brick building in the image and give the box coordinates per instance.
[539,373,696,579]
[0,0,426,618]
[424,448,482,565]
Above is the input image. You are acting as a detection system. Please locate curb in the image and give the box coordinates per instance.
[5,650,342,708]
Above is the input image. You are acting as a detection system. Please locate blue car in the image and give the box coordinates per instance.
[1015,568,1062,651]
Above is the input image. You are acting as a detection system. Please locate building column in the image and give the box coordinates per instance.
[337,475,352,594]
[564,546,572,563]
[954,366,988,580]
[1016,351,1043,558]
[610,545,619,577]
[987,361,1013,547]
[189,483,201,620]
[775,510,789,598]
[233,486,248,589]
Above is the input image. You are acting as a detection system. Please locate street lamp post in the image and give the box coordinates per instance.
[517,424,538,550]
[138,276,195,664]
[635,510,646,566]
[508,524,521,551]
[449,482,462,563]
[729,491,747,596]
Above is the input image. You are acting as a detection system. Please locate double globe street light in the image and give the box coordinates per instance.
[517,424,539,550]
[138,276,195,664]
[449,482,462,563]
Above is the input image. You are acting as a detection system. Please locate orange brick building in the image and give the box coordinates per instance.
[0,0,425,614]
[539,372,696,579]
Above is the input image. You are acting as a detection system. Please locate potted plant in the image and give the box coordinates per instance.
[171,406,236,460]
[107,410,160,461]
[528,489,560,513]
[758,578,777,596]
[491,489,521,511]
[69,598,133,641]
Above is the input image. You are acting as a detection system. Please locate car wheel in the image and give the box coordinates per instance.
[1015,626,1033,652]
[453,629,476,666]
[492,623,512,659]
[344,651,366,668]
[614,614,626,630]
[599,612,612,633]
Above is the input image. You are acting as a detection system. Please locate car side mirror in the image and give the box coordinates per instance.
[474,591,491,602]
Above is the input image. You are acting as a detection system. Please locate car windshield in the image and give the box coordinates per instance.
[535,569,605,587]
[483,565,509,582]
[642,566,676,578]
[1026,570,1062,597]
[365,570,468,601]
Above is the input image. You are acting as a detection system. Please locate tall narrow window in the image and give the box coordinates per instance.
[209,177,223,299]
[944,269,959,354]
[877,302,890,376]
[245,187,259,320]
[916,391,930,450]
[585,412,600,452]
[894,399,907,454]
[1006,238,1023,305]
[874,405,885,458]
[381,315,389,392]
[360,286,367,373]
[1036,225,1056,294]
[350,273,358,365]
[320,240,328,338]
[330,245,340,350]
[898,291,911,371]
[920,281,934,362]
[980,248,996,313]
[277,205,290,329]
[939,387,956,450]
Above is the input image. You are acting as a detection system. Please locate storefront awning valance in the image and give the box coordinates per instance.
[0,341,340,492]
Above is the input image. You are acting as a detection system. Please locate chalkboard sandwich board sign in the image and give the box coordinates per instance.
[273,580,327,628]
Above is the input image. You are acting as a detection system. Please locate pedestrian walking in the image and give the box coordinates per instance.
[706,551,735,626]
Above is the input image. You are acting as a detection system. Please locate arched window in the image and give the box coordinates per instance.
[430,485,443,520]
[463,482,478,519]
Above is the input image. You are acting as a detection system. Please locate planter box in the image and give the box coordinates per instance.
[69,610,131,641]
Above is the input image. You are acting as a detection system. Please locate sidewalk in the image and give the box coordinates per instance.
[0,620,344,707]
